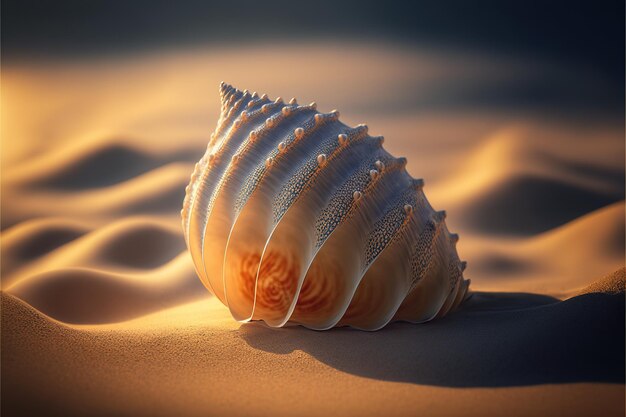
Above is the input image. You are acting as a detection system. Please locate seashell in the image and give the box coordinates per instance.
[181,82,470,330]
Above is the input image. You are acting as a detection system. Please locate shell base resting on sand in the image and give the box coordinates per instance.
[182,83,469,330]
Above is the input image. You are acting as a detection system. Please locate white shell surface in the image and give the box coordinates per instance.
[182,83,469,330]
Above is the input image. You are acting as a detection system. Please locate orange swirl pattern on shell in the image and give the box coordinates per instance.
[240,250,300,321]
[238,251,261,304]
[292,259,341,320]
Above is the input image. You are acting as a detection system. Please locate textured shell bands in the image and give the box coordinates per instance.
[181,82,470,330]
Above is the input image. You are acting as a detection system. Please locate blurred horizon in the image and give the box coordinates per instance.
[3,0,624,82]
[3,0,624,138]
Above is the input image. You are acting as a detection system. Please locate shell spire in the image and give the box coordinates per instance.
[182,82,469,330]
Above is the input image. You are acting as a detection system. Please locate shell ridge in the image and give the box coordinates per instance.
[231,109,322,214]
[266,149,394,326]
[243,122,366,322]
[203,101,295,219]
[313,170,428,330]
[435,271,462,318]
[318,150,401,245]
[182,157,208,246]
[216,109,322,314]
[216,109,321,315]
[215,89,249,142]
[362,185,425,266]
[221,112,342,320]
[313,152,400,249]
[252,139,380,327]
[393,217,453,324]
[361,202,436,329]
[288,164,412,329]
[322,182,421,330]
[342,192,438,330]
[269,127,373,223]
[188,89,267,301]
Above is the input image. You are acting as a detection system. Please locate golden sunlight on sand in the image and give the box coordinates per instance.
[1,42,624,416]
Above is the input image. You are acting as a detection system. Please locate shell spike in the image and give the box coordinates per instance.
[249,130,258,141]
[431,210,446,224]
[314,111,340,125]
[350,125,370,141]
[412,178,425,190]
[219,82,237,105]
[219,81,229,95]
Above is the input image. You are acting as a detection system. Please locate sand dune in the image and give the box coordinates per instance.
[1,217,91,281]
[429,126,624,235]
[4,215,205,323]
[455,174,618,235]
[464,201,625,296]
[4,216,184,282]
[2,162,193,229]
[1,43,623,416]
[4,139,201,190]
[580,267,625,295]
[7,253,204,324]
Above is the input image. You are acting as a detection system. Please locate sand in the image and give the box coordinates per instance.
[3,284,624,417]
[1,42,624,416]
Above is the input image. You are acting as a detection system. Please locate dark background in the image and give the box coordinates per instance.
[2,0,624,87]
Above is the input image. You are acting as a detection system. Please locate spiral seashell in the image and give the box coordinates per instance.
[182,82,470,330]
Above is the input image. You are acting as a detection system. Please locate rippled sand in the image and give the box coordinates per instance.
[2,42,624,416]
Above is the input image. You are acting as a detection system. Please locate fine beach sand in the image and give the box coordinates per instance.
[2,42,624,416]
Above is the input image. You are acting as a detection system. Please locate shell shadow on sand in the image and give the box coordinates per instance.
[239,289,625,387]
